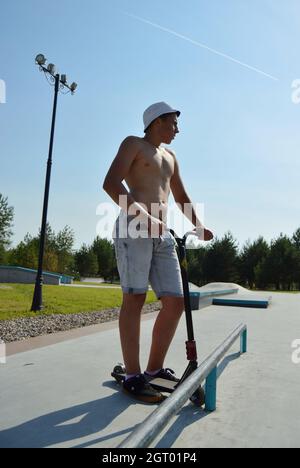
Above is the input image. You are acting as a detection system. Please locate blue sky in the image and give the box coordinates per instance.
[1,0,299,250]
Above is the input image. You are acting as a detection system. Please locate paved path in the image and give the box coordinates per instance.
[0,293,299,448]
[62,284,122,289]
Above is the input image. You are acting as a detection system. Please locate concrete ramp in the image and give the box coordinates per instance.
[189,283,238,298]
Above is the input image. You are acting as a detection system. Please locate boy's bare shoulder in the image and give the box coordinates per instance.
[117,136,145,160]
[122,135,145,148]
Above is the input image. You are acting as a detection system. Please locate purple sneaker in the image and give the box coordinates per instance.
[145,368,180,383]
[123,374,164,403]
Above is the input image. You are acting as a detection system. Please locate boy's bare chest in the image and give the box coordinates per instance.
[132,147,175,178]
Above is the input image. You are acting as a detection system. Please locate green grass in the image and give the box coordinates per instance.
[0,284,158,321]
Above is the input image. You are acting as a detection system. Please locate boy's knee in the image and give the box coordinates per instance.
[161,296,185,313]
[122,292,147,307]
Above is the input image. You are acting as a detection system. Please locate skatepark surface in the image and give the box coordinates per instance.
[0,290,300,448]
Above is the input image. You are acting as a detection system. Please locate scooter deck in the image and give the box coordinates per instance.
[150,378,177,392]
[111,364,205,406]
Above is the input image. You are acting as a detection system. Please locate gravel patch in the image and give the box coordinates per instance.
[0,302,161,343]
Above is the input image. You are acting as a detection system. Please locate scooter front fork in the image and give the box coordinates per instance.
[186,340,198,361]
[177,340,198,385]
[178,341,205,406]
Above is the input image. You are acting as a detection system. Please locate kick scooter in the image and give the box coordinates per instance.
[111,229,205,406]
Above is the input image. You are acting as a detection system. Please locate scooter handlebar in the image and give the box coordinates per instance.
[168,228,204,242]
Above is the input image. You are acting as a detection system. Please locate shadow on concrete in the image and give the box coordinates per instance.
[155,404,208,448]
[217,352,241,379]
[0,381,156,448]
[0,354,241,448]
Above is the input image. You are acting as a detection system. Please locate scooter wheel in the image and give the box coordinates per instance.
[113,363,126,374]
[190,387,205,407]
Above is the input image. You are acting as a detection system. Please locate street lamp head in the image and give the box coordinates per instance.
[70,82,78,93]
[35,54,47,66]
[47,63,56,75]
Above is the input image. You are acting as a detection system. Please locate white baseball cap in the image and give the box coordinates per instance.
[143,102,180,132]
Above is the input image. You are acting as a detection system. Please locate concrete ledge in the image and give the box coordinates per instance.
[199,288,239,298]
[213,295,272,309]
[0,266,74,285]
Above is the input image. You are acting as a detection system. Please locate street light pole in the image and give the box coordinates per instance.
[31,55,77,312]
[31,74,60,311]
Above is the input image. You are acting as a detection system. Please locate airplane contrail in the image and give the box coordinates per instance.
[124,12,279,82]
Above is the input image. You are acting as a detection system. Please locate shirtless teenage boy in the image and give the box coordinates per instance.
[103,102,213,403]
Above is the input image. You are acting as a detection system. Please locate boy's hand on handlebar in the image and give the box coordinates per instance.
[204,228,214,241]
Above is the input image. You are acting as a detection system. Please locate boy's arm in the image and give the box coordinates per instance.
[103,137,159,223]
[103,136,138,212]
[169,150,213,240]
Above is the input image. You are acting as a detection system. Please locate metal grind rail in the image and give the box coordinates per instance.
[118,323,247,448]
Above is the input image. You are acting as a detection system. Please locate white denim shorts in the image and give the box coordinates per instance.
[113,213,184,298]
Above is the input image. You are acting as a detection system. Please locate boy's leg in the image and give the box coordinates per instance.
[119,293,147,375]
[147,231,185,373]
[146,296,184,372]
[114,214,152,376]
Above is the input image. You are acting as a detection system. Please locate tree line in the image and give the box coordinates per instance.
[187,231,300,291]
[1,193,300,290]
